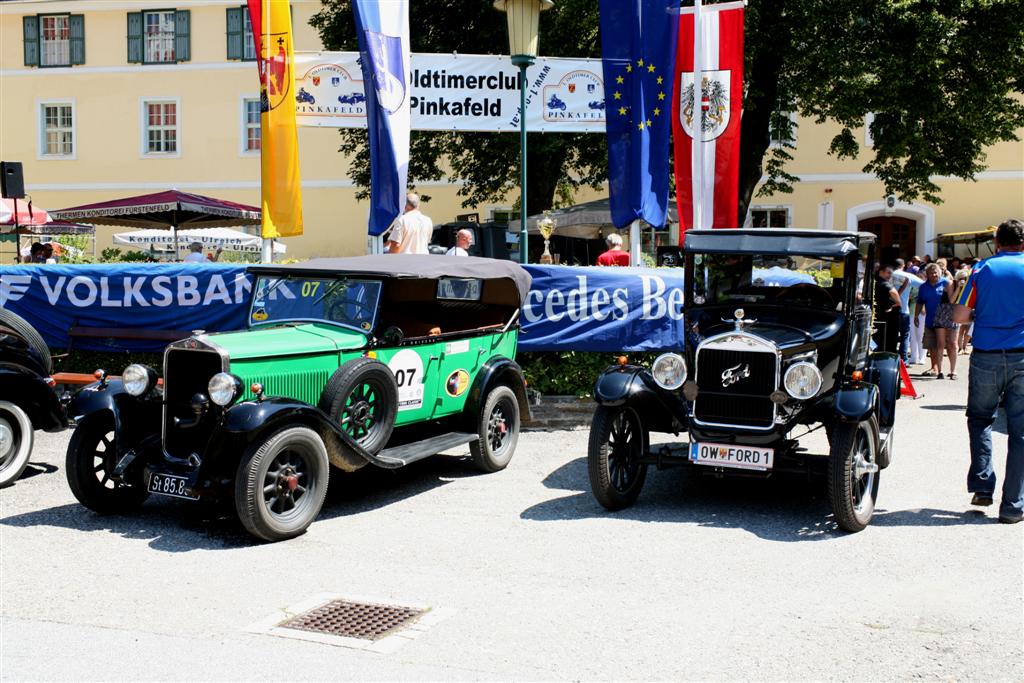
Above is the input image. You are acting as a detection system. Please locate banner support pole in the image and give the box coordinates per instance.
[629,219,641,266]
[261,238,272,263]
[692,0,703,233]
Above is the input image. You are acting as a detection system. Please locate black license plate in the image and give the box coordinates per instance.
[148,472,198,500]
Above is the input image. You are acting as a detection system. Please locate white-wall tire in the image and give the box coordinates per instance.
[0,401,34,488]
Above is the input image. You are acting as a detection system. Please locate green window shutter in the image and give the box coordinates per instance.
[226,7,242,60]
[174,10,191,62]
[23,15,39,67]
[69,15,85,65]
[127,12,142,63]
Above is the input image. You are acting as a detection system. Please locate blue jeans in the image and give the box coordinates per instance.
[966,351,1024,519]
[898,312,911,361]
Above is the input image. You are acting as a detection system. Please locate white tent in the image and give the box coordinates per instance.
[112,227,286,254]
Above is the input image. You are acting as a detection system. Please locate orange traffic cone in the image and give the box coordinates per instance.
[899,359,920,399]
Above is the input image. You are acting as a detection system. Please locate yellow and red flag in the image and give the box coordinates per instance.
[247,0,303,237]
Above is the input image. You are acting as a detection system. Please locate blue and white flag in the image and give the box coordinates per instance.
[353,0,410,236]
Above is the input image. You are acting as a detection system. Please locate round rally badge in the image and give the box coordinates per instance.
[445,369,470,397]
[252,309,268,322]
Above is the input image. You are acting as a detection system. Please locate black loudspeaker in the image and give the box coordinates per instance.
[1,161,25,199]
[657,246,683,268]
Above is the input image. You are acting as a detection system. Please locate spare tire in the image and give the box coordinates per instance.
[318,358,398,455]
[0,308,51,374]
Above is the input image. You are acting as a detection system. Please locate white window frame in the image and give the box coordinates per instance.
[39,14,71,67]
[769,110,798,148]
[745,204,792,229]
[864,112,876,148]
[139,97,181,158]
[37,99,76,160]
[488,205,518,223]
[239,94,261,156]
[143,10,176,64]
[242,9,256,61]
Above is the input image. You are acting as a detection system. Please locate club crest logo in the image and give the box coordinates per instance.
[679,69,731,140]
[260,32,293,112]
[365,31,406,114]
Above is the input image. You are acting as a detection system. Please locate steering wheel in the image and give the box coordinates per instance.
[775,283,834,307]
[325,297,375,324]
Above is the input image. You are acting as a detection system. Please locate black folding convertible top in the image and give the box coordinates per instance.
[684,229,875,258]
[249,254,533,304]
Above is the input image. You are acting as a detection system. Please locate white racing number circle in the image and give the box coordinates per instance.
[387,349,425,411]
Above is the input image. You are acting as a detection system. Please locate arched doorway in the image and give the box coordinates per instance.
[858,216,916,264]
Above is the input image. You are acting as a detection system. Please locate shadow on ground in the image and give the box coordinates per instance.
[520,456,994,541]
[0,452,483,552]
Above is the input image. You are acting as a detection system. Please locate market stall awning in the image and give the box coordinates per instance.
[522,197,679,239]
[0,198,51,228]
[928,227,996,243]
[51,189,261,229]
[113,227,285,254]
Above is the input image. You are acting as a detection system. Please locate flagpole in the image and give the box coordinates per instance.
[260,0,272,263]
[692,0,703,233]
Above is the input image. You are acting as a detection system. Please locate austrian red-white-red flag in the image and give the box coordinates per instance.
[672,5,744,231]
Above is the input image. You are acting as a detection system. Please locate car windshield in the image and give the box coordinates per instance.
[692,253,844,310]
[249,276,382,333]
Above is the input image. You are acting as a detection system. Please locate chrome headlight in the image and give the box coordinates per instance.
[652,353,687,390]
[122,364,156,396]
[208,373,242,407]
[783,362,823,400]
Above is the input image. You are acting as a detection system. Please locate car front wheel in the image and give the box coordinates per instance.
[235,426,330,542]
[66,413,149,513]
[469,385,520,472]
[588,405,648,511]
[0,401,34,488]
[827,417,880,532]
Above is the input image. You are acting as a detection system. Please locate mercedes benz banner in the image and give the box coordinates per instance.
[294,52,607,133]
[0,265,684,353]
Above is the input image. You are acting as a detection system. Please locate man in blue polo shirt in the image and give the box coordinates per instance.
[953,218,1024,524]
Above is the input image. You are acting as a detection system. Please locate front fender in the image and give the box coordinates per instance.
[866,352,900,427]
[68,380,162,456]
[834,383,879,423]
[218,398,371,473]
[594,365,686,433]
[0,365,64,432]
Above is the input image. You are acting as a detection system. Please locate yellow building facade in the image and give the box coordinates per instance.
[0,0,1021,262]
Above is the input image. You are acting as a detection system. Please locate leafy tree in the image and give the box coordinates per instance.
[311,0,1024,221]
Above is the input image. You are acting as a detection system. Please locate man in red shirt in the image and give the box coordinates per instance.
[596,232,630,266]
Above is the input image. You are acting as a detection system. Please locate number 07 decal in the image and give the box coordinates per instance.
[387,349,425,411]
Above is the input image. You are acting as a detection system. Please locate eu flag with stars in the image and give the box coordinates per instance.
[599,0,680,229]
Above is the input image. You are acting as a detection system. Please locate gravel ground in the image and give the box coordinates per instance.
[1,362,1022,681]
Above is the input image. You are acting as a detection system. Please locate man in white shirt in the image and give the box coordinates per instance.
[184,242,208,263]
[445,229,473,256]
[386,193,433,254]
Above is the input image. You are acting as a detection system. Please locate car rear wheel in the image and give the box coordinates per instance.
[66,413,149,513]
[469,385,520,472]
[0,401,34,488]
[235,426,329,542]
[588,405,648,510]
[827,417,880,532]
[319,358,398,455]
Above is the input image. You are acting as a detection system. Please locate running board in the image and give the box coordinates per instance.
[375,432,477,468]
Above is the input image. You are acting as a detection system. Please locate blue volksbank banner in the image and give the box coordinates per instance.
[0,264,686,353]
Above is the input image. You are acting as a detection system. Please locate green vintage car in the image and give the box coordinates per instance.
[65,255,532,541]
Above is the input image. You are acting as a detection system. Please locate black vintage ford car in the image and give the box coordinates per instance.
[588,230,900,532]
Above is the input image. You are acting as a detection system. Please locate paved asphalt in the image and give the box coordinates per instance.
[1,359,1022,681]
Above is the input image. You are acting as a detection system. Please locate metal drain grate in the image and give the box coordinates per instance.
[279,600,425,641]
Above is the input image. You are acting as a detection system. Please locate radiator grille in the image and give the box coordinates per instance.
[694,346,777,429]
[163,348,223,458]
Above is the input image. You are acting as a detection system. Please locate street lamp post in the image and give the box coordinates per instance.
[494,0,553,264]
